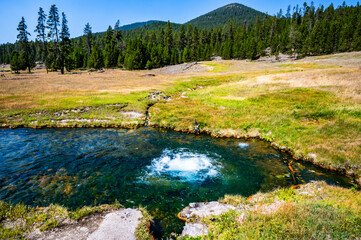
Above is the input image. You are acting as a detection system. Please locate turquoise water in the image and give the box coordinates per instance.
[0,128,354,237]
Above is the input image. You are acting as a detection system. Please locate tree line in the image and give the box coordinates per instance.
[1,2,361,72]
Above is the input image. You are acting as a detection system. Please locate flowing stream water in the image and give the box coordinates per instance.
[0,128,354,237]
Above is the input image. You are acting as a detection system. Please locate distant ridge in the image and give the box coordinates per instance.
[119,20,161,31]
[186,3,267,29]
[95,3,267,36]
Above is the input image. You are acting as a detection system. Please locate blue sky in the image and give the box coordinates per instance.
[0,0,359,44]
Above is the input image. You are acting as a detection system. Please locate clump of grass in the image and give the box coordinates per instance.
[219,195,248,207]
[199,182,361,240]
[135,206,153,240]
[69,203,122,220]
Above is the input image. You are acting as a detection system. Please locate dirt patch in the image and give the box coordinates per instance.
[154,62,211,75]
[258,53,298,62]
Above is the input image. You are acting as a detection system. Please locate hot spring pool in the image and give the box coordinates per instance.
[0,127,354,237]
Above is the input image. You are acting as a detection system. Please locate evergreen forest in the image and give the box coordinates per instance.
[1,2,361,72]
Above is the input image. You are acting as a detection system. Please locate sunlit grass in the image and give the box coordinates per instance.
[0,201,123,239]
[279,62,340,69]
[204,62,233,72]
[200,182,361,240]
[151,84,361,174]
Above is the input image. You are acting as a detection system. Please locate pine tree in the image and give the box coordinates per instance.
[83,23,93,65]
[103,26,118,68]
[352,13,361,50]
[147,43,163,69]
[60,12,72,74]
[164,21,173,50]
[185,25,193,47]
[16,17,34,73]
[88,44,103,69]
[47,4,60,71]
[222,40,233,59]
[191,26,199,61]
[113,20,123,48]
[34,7,48,72]
[178,25,186,50]
[10,50,25,73]
[124,38,146,69]
[182,46,191,62]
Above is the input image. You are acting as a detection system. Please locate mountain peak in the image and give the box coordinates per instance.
[186,3,266,29]
[225,3,243,8]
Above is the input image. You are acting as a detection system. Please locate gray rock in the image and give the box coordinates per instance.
[180,201,236,219]
[78,227,88,232]
[120,111,144,119]
[181,223,208,237]
[87,209,142,240]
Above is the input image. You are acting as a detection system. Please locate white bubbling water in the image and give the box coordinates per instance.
[238,143,250,149]
[142,149,221,182]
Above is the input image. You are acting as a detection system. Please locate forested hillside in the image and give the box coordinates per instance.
[119,20,161,31]
[1,2,361,71]
[186,3,267,29]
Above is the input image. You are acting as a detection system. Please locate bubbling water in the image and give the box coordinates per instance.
[141,149,222,182]
[238,143,250,149]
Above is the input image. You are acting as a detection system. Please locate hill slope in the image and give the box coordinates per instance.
[119,20,161,31]
[186,3,267,29]
[122,21,181,38]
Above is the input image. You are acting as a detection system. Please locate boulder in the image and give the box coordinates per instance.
[181,223,208,237]
[87,209,142,240]
[179,201,236,219]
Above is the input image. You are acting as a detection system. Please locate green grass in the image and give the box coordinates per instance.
[204,63,232,73]
[0,91,152,128]
[279,63,340,69]
[0,91,149,113]
[0,201,124,239]
[135,207,153,240]
[186,182,361,240]
[151,82,361,175]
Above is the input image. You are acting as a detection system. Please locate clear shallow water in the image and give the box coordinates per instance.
[0,128,354,236]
